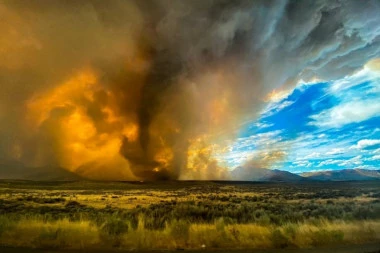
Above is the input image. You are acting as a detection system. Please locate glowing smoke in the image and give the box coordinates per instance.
[0,0,379,180]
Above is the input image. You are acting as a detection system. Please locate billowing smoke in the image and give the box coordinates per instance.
[0,0,379,180]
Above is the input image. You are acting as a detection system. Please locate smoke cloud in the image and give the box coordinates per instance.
[0,0,379,180]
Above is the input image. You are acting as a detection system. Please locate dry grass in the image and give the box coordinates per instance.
[0,216,379,250]
[1,181,379,249]
[0,218,99,248]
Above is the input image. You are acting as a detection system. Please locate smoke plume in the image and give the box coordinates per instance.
[0,0,379,180]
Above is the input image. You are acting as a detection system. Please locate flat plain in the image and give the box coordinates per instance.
[0,180,379,251]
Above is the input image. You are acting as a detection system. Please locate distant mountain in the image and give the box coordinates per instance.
[231,167,307,182]
[0,160,82,181]
[231,167,380,182]
[2,159,379,182]
[264,169,309,182]
[301,169,380,181]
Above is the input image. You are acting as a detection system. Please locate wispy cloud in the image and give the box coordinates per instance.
[309,67,380,128]
[310,100,380,128]
[367,155,380,161]
[221,65,380,173]
[350,139,380,149]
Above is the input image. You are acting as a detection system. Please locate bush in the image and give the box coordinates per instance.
[34,227,61,248]
[283,223,297,241]
[0,215,14,236]
[271,229,291,248]
[311,229,344,246]
[65,201,83,209]
[101,217,129,236]
[170,219,190,242]
[215,218,225,232]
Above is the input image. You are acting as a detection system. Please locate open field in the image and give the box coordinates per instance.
[0,180,379,251]
[0,243,380,253]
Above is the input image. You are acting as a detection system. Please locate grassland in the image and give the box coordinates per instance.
[0,180,379,250]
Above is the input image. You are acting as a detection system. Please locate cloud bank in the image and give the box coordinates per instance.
[0,0,379,180]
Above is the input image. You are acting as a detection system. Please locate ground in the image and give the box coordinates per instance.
[0,180,379,251]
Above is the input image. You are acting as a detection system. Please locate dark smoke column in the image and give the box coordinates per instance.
[120,47,185,180]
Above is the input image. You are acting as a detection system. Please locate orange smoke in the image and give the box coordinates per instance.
[265,89,289,102]
[182,135,229,180]
[26,70,97,127]
[25,69,138,180]
[21,65,249,180]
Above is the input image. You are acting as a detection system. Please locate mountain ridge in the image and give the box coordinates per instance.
[301,168,380,181]
[0,159,379,182]
[0,160,82,181]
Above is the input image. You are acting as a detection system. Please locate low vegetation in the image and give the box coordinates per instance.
[0,180,379,250]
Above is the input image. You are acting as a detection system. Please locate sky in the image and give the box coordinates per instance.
[221,61,380,173]
[0,0,379,180]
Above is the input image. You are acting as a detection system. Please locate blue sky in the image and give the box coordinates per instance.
[220,65,380,173]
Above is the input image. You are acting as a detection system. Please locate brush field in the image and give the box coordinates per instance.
[0,180,379,251]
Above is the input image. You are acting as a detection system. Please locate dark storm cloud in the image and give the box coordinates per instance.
[0,0,379,180]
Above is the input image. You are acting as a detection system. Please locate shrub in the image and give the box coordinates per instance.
[0,215,14,236]
[215,218,225,232]
[271,229,291,248]
[311,229,344,246]
[228,226,240,241]
[100,216,129,247]
[170,219,190,242]
[34,227,61,248]
[283,223,297,241]
[101,217,129,236]
[65,201,83,208]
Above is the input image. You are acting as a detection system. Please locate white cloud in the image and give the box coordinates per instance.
[330,67,378,92]
[326,148,344,155]
[355,165,371,170]
[304,152,321,159]
[310,99,380,128]
[350,139,380,149]
[254,122,274,129]
[293,160,313,168]
[317,159,343,167]
[223,69,380,170]
[261,100,295,117]
[309,67,380,129]
[366,155,380,161]
[222,130,285,167]
[338,155,363,167]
